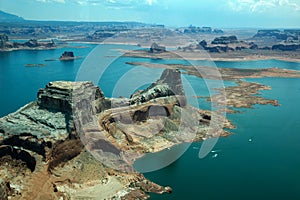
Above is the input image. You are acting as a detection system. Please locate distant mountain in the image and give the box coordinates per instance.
[0,10,24,22]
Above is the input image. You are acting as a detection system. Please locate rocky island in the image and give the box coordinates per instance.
[0,69,233,199]
[58,51,81,61]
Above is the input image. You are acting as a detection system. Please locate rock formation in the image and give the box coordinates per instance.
[183,26,224,34]
[0,34,56,51]
[0,34,8,49]
[249,42,258,49]
[150,42,166,53]
[130,69,186,106]
[86,28,127,41]
[272,44,300,51]
[0,69,232,199]
[180,36,259,53]
[211,35,238,45]
[24,39,39,48]
[199,40,207,48]
[253,29,300,41]
[59,51,75,60]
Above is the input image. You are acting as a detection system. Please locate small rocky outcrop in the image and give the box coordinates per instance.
[149,42,166,53]
[59,51,75,60]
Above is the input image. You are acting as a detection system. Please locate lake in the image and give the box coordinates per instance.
[1,44,300,199]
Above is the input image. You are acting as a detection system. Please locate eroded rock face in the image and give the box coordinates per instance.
[37,81,104,114]
[0,81,105,170]
[130,69,186,106]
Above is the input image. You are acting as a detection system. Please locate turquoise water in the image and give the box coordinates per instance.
[140,77,300,199]
[0,44,137,116]
[0,44,95,116]
[1,45,300,199]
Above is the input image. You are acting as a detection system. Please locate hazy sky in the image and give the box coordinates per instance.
[1,0,300,28]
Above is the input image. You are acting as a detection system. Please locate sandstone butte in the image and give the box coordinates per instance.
[0,69,233,199]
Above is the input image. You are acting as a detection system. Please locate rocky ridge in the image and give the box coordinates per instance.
[0,69,232,199]
[253,29,300,41]
[0,34,56,51]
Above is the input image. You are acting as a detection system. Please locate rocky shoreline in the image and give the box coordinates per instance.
[0,34,58,51]
[0,69,233,199]
[125,61,300,112]
[122,48,300,62]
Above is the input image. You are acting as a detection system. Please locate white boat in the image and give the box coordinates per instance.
[212,153,218,158]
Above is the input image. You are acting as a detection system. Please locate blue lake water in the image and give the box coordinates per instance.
[142,77,300,200]
[1,44,300,199]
